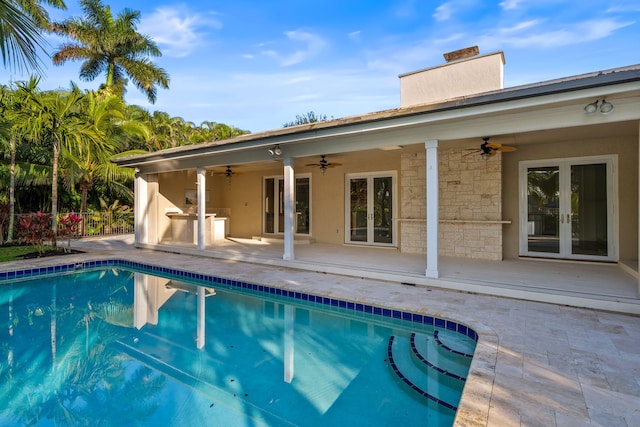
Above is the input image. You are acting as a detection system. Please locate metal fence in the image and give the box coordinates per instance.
[11,212,135,239]
[70,212,135,237]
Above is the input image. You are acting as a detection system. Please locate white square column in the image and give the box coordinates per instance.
[197,167,206,250]
[134,172,148,246]
[283,157,295,260]
[425,140,439,278]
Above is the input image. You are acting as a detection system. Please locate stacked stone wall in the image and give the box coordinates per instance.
[399,149,503,260]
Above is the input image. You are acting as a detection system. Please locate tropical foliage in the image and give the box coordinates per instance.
[0,1,250,246]
[0,0,66,72]
[282,110,330,127]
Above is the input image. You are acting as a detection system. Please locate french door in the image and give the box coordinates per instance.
[263,176,310,235]
[345,172,396,246]
[519,156,617,261]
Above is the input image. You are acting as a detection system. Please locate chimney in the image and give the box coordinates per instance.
[399,46,505,107]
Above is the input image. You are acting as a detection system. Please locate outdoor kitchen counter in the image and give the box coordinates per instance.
[166,213,227,244]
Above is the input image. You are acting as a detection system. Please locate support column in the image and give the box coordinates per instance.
[283,304,295,383]
[283,157,295,260]
[196,167,206,250]
[425,140,439,278]
[637,121,640,296]
[134,172,147,246]
[196,286,205,350]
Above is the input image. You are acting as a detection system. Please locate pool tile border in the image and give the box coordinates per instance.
[0,258,479,343]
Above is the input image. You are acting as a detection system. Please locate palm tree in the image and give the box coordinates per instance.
[62,90,146,214]
[0,0,66,72]
[14,78,100,247]
[0,80,50,241]
[51,0,169,104]
[0,83,20,242]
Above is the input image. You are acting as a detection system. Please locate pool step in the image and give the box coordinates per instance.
[410,333,472,381]
[434,330,475,358]
[387,335,461,412]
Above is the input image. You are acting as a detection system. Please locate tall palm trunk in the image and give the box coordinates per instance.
[79,181,90,236]
[7,137,16,243]
[51,138,59,248]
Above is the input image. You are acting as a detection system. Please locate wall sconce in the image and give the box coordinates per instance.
[268,144,282,156]
[584,99,614,115]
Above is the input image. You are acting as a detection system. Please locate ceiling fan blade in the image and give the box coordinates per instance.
[463,150,480,156]
[486,142,502,149]
[497,145,517,152]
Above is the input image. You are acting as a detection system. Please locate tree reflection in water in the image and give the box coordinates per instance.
[0,270,166,426]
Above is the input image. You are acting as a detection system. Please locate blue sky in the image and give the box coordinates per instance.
[5,0,640,132]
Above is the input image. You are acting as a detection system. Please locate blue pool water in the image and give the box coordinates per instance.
[0,262,476,426]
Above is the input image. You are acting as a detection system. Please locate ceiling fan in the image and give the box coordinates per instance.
[212,166,241,186]
[464,137,516,159]
[305,155,342,174]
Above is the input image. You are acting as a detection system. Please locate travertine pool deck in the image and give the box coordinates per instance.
[2,236,639,426]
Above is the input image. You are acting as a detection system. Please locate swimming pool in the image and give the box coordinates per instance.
[0,260,477,426]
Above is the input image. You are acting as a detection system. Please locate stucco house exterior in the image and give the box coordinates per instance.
[115,47,640,314]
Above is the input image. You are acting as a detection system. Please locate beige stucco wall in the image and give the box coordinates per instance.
[400,52,504,107]
[502,133,638,261]
[303,151,401,245]
[154,151,402,243]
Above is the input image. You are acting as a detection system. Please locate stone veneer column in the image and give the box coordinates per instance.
[401,152,426,254]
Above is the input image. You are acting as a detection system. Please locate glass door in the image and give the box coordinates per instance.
[520,157,616,261]
[525,166,560,254]
[346,173,396,246]
[263,176,311,235]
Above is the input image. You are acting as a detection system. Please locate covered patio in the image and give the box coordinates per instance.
[133,237,640,315]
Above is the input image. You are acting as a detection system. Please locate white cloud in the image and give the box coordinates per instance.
[281,30,327,66]
[477,18,634,49]
[433,2,455,21]
[139,6,221,58]
[499,19,541,33]
[259,30,327,67]
[348,30,362,41]
[606,2,640,13]
[499,0,523,10]
[433,0,476,22]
